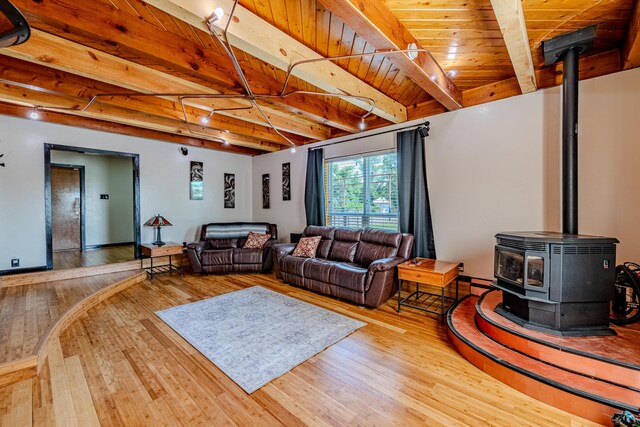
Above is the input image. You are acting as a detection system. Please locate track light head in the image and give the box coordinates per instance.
[407,42,418,61]
[291,146,296,153]
[206,7,224,26]
[223,139,229,146]
[358,118,367,132]
[201,110,214,125]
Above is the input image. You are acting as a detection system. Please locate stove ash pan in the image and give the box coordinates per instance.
[492,232,619,336]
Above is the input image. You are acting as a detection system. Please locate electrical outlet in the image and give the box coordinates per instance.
[458,262,464,272]
[11,258,19,268]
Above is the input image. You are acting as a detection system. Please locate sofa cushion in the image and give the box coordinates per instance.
[328,228,361,262]
[242,232,271,249]
[281,255,308,277]
[233,248,262,264]
[354,228,402,267]
[207,238,238,249]
[329,263,367,292]
[201,249,232,265]
[362,228,402,247]
[292,235,322,258]
[302,226,335,259]
[303,258,341,282]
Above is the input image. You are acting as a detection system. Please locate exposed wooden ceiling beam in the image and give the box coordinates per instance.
[317,0,462,110]
[10,0,362,133]
[3,30,329,141]
[0,102,261,155]
[143,0,407,123]
[0,55,299,146]
[623,0,640,70]
[0,83,282,152]
[408,49,622,120]
[489,0,537,93]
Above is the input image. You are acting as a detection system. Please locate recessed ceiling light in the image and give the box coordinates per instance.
[29,109,40,120]
[291,147,296,153]
[448,70,457,78]
[447,46,457,60]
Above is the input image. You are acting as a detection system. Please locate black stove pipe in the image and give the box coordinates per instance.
[562,47,580,235]
[542,26,596,235]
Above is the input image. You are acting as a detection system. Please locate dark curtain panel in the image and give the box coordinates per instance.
[304,148,325,226]
[397,129,436,258]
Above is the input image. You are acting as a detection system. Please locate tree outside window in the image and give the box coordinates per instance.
[325,151,398,230]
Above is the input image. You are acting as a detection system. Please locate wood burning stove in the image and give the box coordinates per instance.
[493,232,618,336]
[492,27,621,337]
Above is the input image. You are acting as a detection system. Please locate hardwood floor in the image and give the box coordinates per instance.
[0,271,139,365]
[53,245,135,270]
[0,272,599,426]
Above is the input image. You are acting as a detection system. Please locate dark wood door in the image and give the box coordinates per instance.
[51,166,81,251]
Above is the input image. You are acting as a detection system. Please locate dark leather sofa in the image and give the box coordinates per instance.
[273,226,414,308]
[187,222,277,274]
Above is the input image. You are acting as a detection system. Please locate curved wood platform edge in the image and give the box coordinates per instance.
[446,296,627,425]
[0,260,150,287]
[0,270,147,387]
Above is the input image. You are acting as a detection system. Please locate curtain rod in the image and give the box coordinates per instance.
[309,121,430,151]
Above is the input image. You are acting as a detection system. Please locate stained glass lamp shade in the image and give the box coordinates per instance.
[144,214,172,246]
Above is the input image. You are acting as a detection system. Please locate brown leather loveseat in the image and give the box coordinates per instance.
[187,222,277,274]
[273,226,414,308]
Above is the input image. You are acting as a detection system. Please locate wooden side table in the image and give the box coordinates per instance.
[140,242,184,280]
[397,258,460,323]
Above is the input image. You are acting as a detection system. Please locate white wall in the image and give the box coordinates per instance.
[252,67,640,279]
[578,69,640,265]
[50,151,135,246]
[107,156,135,243]
[425,93,547,278]
[0,115,252,271]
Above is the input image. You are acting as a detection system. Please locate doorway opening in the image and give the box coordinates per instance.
[44,144,141,270]
[51,164,85,252]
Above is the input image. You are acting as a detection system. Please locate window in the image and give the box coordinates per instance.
[325,151,399,230]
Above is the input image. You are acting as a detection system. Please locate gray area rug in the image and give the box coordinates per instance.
[155,286,365,393]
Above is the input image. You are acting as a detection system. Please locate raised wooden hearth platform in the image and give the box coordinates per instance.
[447,289,640,426]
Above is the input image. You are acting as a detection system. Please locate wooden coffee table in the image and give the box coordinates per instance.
[140,242,184,280]
[396,258,460,323]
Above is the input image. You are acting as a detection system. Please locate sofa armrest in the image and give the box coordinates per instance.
[186,241,207,273]
[186,241,208,256]
[368,256,406,272]
[364,256,406,308]
[271,243,296,279]
[261,239,278,272]
[272,243,296,257]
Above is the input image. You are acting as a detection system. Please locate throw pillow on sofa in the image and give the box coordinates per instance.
[292,235,322,258]
[243,232,271,249]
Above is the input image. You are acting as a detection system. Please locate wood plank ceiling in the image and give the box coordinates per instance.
[0,0,637,155]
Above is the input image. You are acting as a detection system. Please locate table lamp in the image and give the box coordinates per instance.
[144,214,172,246]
